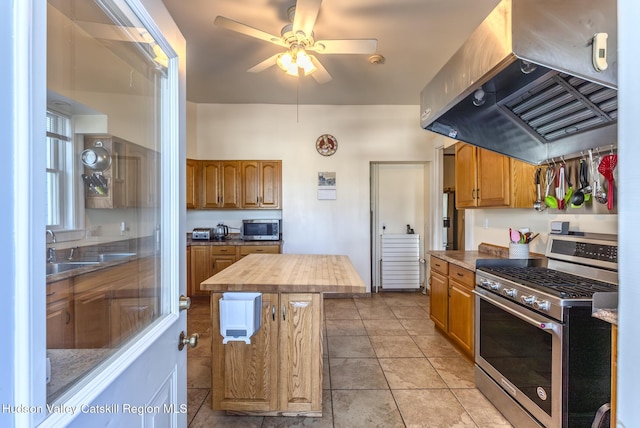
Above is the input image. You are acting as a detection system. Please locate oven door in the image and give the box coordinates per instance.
[474,288,564,428]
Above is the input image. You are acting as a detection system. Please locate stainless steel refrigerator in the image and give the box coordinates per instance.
[442,191,459,250]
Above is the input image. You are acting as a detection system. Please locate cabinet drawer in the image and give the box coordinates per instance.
[47,279,71,304]
[239,245,280,256]
[430,256,449,276]
[449,264,474,289]
[210,245,236,255]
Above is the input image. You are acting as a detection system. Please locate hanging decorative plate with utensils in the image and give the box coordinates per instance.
[316,134,337,156]
[81,141,111,171]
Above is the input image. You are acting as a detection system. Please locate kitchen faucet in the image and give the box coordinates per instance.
[46,229,56,243]
[47,247,56,263]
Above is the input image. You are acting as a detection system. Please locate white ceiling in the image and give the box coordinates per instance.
[161,0,500,105]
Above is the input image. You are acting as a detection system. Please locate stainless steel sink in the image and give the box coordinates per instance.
[46,261,100,275]
[97,252,136,262]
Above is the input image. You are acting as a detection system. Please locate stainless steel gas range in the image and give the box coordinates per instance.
[474,233,618,428]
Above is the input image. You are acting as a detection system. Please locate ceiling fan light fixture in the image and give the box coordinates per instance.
[296,50,313,70]
[277,51,294,70]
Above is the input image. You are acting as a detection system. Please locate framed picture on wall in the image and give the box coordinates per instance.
[318,172,336,200]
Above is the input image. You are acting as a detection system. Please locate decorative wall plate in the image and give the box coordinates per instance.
[316,134,337,156]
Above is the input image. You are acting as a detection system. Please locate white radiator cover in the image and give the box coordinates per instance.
[381,234,420,289]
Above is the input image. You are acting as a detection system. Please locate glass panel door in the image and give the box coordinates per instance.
[46,0,169,403]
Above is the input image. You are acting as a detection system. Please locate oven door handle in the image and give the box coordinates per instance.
[474,290,556,331]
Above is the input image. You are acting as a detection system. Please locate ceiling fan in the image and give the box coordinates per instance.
[214,0,378,84]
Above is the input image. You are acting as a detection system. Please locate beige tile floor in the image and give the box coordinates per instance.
[186,291,513,427]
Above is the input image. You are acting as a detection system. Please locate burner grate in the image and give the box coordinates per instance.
[482,266,617,298]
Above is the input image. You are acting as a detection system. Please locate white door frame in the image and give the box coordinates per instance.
[1,0,188,426]
[370,161,432,293]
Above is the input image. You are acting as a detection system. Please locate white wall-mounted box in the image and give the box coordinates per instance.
[219,292,262,344]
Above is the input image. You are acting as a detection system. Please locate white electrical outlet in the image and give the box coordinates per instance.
[483,218,489,229]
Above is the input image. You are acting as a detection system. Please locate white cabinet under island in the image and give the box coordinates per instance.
[200,254,366,417]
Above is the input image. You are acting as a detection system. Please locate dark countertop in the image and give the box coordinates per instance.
[48,237,283,283]
[187,237,284,246]
[46,252,150,284]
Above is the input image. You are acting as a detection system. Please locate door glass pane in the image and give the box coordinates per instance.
[46,0,169,404]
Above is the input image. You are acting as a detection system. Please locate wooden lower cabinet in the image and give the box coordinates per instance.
[189,244,282,296]
[110,296,156,346]
[429,270,448,331]
[47,257,159,350]
[190,246,212,296]
[429,256,475,359]
[448,278,474,356]
[73,285,111,348]
[211,292,322,416]
[238,244,281,259]
[211,246,237,280]
[73,261,138,348]
[46,279,74,349]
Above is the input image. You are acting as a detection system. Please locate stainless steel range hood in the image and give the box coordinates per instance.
[420,0,617,165]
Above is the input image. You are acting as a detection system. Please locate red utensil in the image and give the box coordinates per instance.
[598,154,618,210]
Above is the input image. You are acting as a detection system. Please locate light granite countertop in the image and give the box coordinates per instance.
[427,243,546,271]
[426,250,505,272]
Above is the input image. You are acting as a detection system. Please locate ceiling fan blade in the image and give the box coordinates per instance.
[292,0,322,36]
[247,53,280,73]
[75,20,150,43]
[214,16,286,47]
[311,39,378,54]
[309,55,332,84]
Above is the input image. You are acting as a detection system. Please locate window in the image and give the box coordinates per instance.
[46,110,74,230]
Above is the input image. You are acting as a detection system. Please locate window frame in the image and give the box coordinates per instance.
[45,109,84,235]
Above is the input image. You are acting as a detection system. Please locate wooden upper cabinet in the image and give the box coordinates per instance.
[186,159,199,209]
[187,159,281,210]
[259,161,281,209]
[200,161,241,209]
[454,143,478,208]
[84,135,157,209]
[241,160,282,209]
[454,142,535,209]
[241,161,260,208]
[477,148,510,207]
[220,161,242,208]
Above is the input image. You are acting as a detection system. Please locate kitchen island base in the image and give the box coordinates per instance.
[202,254,365,417]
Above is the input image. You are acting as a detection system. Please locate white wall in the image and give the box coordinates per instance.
[190,104,436,290]
[466,209,617,254]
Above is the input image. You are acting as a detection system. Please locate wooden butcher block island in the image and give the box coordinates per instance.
[200,254,366,417]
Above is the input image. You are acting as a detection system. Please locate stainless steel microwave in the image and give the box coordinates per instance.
[241,219,280,241]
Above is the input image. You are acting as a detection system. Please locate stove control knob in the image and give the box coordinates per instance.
[503,288,517,298]
[479,279,500,291]
[533,300,550,311]
[521,295,535,305]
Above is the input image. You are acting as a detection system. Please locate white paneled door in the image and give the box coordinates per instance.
[2,0,188,427]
